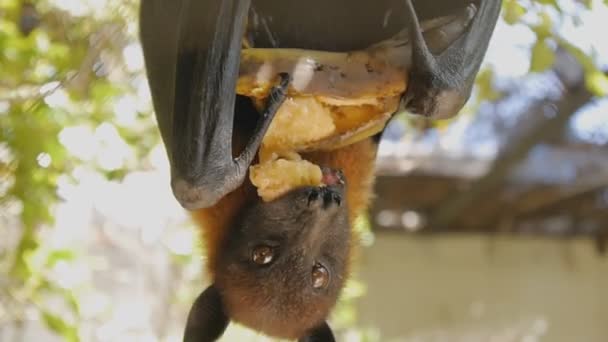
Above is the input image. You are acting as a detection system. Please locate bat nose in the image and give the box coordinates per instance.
[322,189,342,208]
[307,187,342,209]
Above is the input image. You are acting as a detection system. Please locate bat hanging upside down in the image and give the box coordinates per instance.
[139,0,501,341]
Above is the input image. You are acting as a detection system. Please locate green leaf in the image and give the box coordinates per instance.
[532,12,553,39]
[476,68,502,101]
[41,310,79,342]
[585,71,608,97]
[535,0,559,9]
[46,249,77,267]
[64,291,81,316]
[10,226,39,278]
[503,0,526,25]
[530,39,555,72]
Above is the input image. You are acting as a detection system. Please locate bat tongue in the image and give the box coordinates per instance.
[321,167,345,186]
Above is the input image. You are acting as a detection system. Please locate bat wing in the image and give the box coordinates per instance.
[140,0,288,210]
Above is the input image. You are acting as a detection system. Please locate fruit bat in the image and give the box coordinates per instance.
[139,0,501,341]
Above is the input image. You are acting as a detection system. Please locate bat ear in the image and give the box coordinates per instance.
[183,285,230,342]
[298,321,336,342]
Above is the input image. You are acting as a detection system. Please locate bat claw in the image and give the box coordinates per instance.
[268,72,291,106]
[277,72,291,88]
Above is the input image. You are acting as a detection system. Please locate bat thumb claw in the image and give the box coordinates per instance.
[272,72,291,96]
[268,73,291,106]
[277,72,291,86]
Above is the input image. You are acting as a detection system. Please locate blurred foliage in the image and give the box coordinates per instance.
[0,0,606,341]
[1,0,156,339]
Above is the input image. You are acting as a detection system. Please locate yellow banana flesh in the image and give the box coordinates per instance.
[241,5,476,201]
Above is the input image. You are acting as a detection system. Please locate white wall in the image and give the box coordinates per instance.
[356,235,608,342]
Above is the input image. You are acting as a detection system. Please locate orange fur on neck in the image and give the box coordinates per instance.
[191,138,377,277]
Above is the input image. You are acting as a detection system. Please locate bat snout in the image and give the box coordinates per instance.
[307,186,343,209]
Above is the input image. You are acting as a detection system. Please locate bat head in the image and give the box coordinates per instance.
[214,168,350,339]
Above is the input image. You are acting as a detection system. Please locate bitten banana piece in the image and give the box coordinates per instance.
[241,6,476,201]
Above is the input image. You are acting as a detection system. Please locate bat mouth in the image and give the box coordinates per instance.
[321,167,345,187]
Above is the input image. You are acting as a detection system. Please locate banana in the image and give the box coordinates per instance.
[241,5,476,201]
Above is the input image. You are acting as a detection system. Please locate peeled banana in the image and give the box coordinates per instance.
[239,6,476,201]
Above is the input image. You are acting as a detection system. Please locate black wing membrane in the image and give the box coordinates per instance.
[140,0,500,209]
[140,0,288,210]
[139,0,181,151]
[298,321,336,342]
[183,285,229,342]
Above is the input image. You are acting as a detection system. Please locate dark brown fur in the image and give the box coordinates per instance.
[191,98,377,339]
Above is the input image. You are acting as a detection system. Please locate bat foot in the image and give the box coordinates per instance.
[401,76,466,120]
[400,0,501,119]
[401,0,467,119]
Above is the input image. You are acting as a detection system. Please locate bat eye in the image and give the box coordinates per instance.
[312,263,329,289]
[252,245,274,265]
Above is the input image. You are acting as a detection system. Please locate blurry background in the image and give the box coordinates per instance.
[1,0,607,341]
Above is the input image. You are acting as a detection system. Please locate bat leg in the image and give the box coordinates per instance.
[298,321,335,342]
[401,0,501,119]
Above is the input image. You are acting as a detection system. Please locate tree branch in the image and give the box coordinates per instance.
[429,74,596,230]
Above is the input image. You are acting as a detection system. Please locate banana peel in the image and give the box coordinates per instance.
[242,5,476,201]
